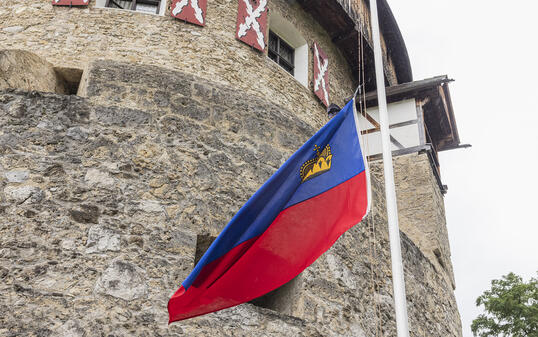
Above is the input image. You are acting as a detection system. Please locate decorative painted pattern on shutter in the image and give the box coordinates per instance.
[313,42,329,107]
[171,0,207,27]
[236,0,268,52]
[52,0,89,5]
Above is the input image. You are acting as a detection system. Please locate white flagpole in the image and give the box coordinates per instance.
[368,0,410,336]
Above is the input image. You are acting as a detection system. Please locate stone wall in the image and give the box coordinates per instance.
[0,0,393,127]
[0,50,68,94]
[0,61,461,336]
[392,153,456,289]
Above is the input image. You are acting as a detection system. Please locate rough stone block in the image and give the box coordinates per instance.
[85,168,115,187]
[94,259,148,301]
[4,169,29,183]
[93,106,151,127]
[2,26,24,33]
[56,320,85,337]
[66,126,89,141]
[4,185,43,204]
[86,225,121,254]
[0,50,67,94]
[137,200,163,213]
[69,204,100,224]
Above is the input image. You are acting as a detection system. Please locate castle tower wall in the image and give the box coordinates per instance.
[392,153,456,289]
[370,153,456,291]
[0,60,462,336]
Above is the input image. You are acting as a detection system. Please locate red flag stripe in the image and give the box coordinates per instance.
[168,170,368,322]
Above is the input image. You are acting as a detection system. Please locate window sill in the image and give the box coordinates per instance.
[267,57,307,89]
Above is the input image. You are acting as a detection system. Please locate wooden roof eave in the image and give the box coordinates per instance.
[373,0,413,83]
[362,75,453,106]
[359,76,461,153]
[441,83,460,147]
[296,0,412,84]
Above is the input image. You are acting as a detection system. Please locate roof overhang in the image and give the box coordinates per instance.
[375,0,413,84]
[361,75,461,152]
[296,0,412,85]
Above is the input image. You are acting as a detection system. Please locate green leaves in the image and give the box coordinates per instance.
[472,272,538,337]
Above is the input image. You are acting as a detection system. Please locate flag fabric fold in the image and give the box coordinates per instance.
[168,98,370,322]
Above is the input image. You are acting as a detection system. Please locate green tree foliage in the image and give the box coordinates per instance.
[472,272,538,337]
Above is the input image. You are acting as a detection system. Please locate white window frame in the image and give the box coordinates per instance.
[268,12,308,88]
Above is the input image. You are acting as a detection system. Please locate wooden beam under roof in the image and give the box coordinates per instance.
[363,75,453,105]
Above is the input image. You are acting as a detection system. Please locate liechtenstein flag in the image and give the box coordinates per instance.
[168,98,371,322]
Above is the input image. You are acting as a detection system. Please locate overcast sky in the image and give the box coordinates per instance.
[387,0,538,336]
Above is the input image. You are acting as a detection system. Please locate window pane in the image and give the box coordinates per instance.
[268,50,278,63]
[280,43,294,65]
[108,0,132,9]
[269,33,278,53]
[280,62,293,75]
[267,31,294,76]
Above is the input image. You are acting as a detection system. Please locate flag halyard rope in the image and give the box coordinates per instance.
[356,0,382,335]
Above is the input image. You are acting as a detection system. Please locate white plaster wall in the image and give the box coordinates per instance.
[358,98,420,156]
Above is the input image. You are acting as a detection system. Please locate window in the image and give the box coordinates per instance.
[268,31,295,75]
[268,12,308,87]
[102,0,162,15]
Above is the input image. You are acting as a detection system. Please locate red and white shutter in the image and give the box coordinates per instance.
[313,42,329,107]
[236,0,268,52]
[52,0,89,5]
[171,0,207,27]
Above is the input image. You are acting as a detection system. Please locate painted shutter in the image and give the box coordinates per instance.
[313,42,329,107]
[236,0,268,52]
[171,0,207,27]
[52,0,89,5]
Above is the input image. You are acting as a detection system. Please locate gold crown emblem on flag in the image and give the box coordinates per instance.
[300,144,333,183]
